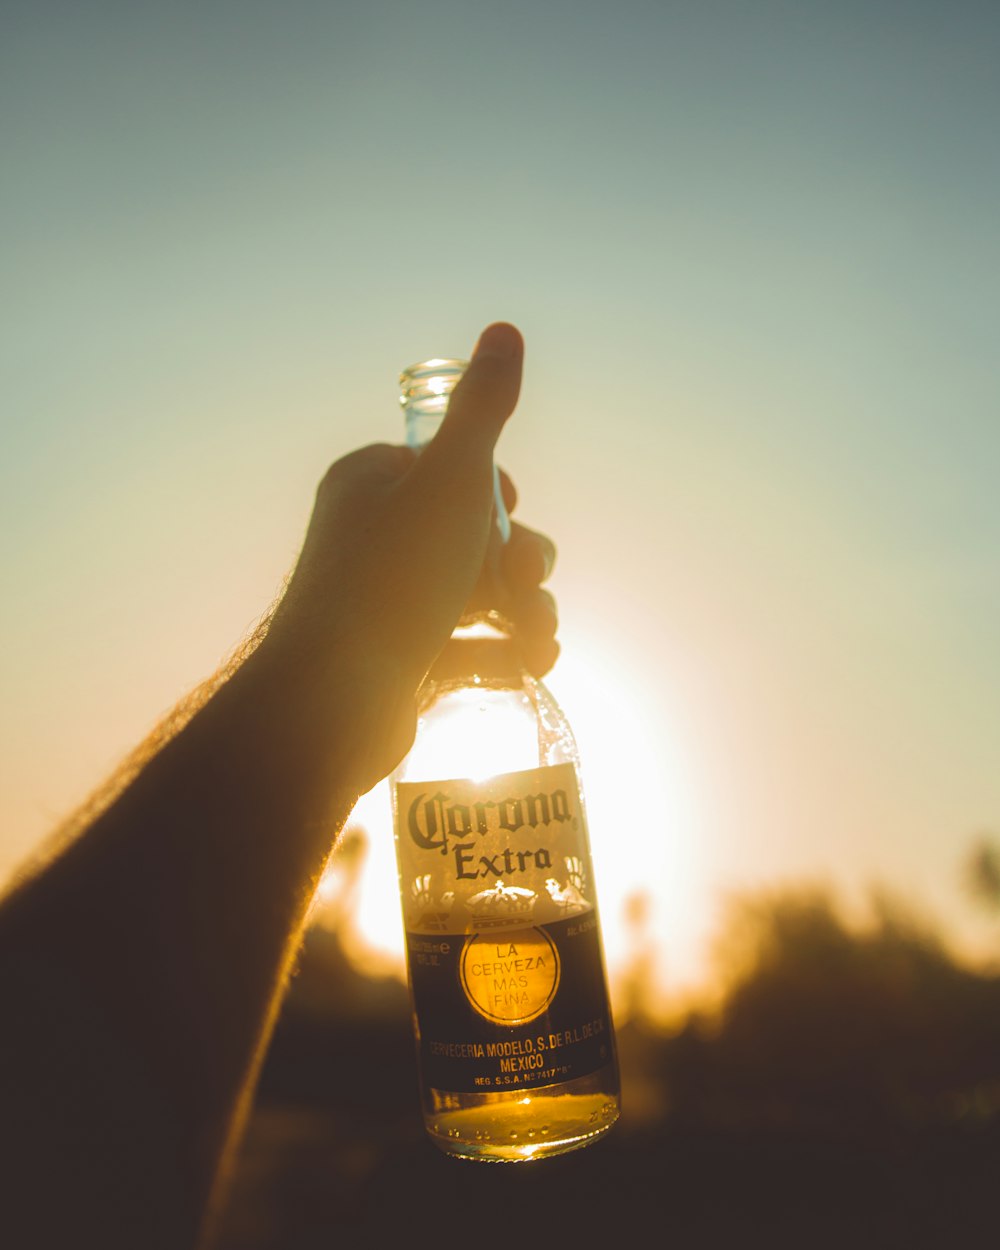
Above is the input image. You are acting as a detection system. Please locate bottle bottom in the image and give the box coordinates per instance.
[423,1063,620,1163]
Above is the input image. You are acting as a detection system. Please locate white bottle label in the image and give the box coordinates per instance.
[393,761,595,935]
[393,763,617,1092]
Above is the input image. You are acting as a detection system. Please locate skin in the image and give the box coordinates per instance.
[0,323,559,1250]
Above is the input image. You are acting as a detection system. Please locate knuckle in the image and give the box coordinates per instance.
[316,443,411,500]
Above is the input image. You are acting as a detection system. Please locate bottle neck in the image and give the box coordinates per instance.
[398,355,523,694]
[399,356,512,542]
[422,617,526,701]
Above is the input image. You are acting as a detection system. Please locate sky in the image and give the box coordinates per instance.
[2,1,999,1003]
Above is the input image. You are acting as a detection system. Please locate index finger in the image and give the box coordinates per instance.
[502,521,557,589]
[496,467,518,516]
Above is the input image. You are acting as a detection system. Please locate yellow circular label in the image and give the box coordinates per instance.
[459,927,561,1025]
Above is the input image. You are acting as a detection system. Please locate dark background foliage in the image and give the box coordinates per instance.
[217,876,1000,1250]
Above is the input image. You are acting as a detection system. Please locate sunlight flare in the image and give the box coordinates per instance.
[314,632,714,1016]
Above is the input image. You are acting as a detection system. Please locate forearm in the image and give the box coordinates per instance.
[0,633,397,1247]
[0,324,537,1247]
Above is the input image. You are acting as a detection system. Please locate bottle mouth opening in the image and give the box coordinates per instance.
[399,358,468,416]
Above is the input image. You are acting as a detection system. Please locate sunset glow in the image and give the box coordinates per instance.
[317,630,712,1017]
[3,2,999,1018]
[3,7,999,1241]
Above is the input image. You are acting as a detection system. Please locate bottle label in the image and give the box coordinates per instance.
[405,916,614,1092]
[394,763,617,1093]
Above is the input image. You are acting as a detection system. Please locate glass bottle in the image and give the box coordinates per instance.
[389,356,621,1162]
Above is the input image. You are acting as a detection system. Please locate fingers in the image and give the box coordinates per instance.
[496,468,518,515]
[501,521,556,589]
[511,586,558,641]
[396,324,523,574]
[522,636,561,679]
[424,322,524,470]
[502,519,558,675]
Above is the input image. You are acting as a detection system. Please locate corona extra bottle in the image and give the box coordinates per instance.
[390,356,621,1162]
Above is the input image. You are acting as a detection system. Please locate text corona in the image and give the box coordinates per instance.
[407,785,572,857]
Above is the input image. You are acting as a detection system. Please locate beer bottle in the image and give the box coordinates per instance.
[390,356,621,1161]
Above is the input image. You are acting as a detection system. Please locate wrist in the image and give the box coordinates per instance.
[236,625,412,801]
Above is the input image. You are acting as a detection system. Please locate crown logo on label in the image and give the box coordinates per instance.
[411,874,456,931]
[465,881,538,928]
[544,856,589,914]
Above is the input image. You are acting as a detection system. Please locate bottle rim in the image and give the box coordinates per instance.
[398,357,468,412]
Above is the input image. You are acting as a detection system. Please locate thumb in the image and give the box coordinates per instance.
[429,322,524,465]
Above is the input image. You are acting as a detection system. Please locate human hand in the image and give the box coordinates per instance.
[265,322,558,781]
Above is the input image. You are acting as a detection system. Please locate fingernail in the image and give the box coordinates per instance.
[473,322,523,360]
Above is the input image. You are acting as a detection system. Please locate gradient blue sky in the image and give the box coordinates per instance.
[2,1,998,990]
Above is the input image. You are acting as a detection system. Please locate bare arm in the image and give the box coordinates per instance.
[0,323,557,1249]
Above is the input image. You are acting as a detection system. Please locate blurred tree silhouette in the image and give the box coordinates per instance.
[682,886,1000,1129]
[218,877,1000,1248]
[965,836,1000,919]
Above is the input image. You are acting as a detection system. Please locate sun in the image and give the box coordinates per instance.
[313,629,714,1016]
[544,633,709,1005]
